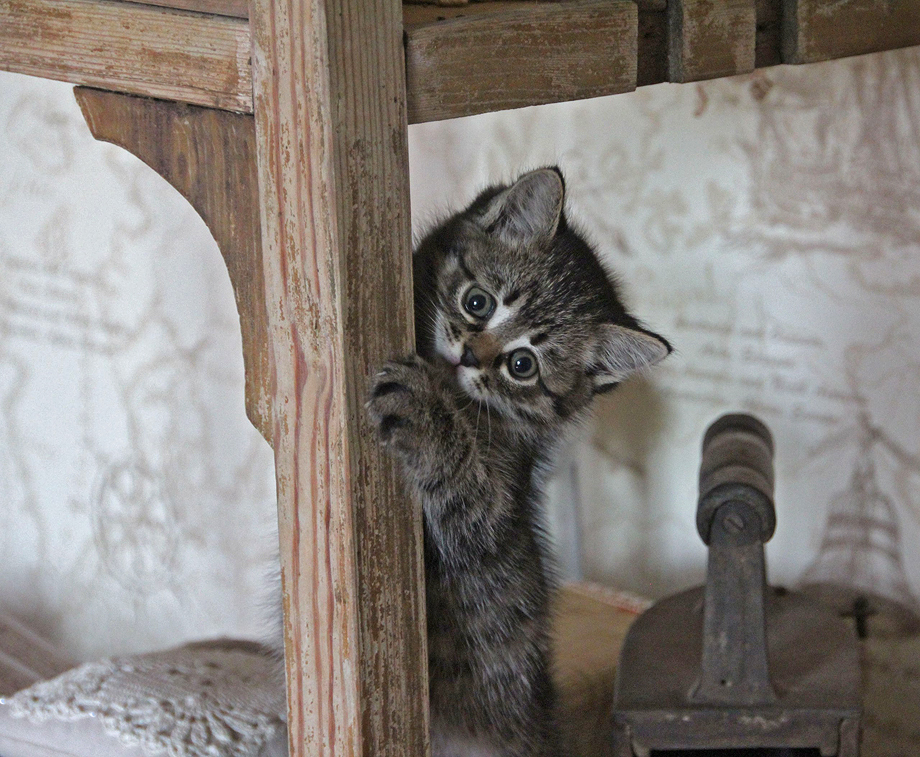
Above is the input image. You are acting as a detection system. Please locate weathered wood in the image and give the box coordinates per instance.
[133,0,249,17]
[667,0,756,82]
[405,0,637,123]
[637,0,780,88]
[403,0,467,9]
[5,0,920,125]
[0,0,252,112]
[783,0,920,64]
[248,0,427,754]
[74,87,272,444]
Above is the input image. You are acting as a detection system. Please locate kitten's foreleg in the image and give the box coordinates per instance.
[367,354,510,559]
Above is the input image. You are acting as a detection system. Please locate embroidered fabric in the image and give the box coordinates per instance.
[5,640,286,757]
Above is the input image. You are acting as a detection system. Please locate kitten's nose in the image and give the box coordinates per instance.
[460,345,480,368]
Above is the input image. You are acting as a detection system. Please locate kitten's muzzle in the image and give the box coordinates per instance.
[462,333,502,369]
[460,345,480,368]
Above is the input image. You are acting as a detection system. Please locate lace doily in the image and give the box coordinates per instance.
[5,640,286,757]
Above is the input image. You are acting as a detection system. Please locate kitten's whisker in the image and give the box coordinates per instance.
[457,397,476,414]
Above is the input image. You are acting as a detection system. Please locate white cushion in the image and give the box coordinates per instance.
[0,700,151,757]
[0,639,285,757]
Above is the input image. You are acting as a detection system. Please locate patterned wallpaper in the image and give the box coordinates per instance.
[410,47,920,617]
[2,46,920,665]
[0,72,277,662]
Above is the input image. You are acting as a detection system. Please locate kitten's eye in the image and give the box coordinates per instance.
[507,349,538,380]
[463,286,495,319]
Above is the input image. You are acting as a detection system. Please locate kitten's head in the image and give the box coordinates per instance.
[414,167,670,431]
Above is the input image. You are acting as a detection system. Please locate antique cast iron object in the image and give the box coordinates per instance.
[611,413,861,756]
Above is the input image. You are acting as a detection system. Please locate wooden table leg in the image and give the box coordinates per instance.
[248,0,428,756]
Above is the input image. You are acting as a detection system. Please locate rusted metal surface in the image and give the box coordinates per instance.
[612,413,861,756]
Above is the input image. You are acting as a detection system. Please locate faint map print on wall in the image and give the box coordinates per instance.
[0,73,277,661]
[653,49,920,615]
[405,50,920,605]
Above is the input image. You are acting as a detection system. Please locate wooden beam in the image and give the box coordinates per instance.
[133,0,249,17]
[0,0,252,112]
[74,87,273,445]
[248,0,428,755]
[404,0,637,123]
[783,0,920,64]
[4,0,920,124]
[667,0,756,83]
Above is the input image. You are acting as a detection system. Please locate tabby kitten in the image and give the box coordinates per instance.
[367,167,670,757]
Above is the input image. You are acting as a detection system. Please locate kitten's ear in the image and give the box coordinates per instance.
[589,323,671,393]
[478,168,565,245]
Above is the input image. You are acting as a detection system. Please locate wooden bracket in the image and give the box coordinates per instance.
[74,87,272,444]
[667,0,757,82]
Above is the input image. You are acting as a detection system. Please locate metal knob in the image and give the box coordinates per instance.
[697,413,776,546]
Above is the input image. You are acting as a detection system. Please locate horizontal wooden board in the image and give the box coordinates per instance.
[139,0,668,14]
[133,0,249,17]
[0,0,252,112]
[783,0,920,64]
[668,0,756,82]
[3,0,920,123]
[405,0,638,123]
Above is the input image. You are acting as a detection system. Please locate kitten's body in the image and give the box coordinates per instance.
[365,168,670,757]
[268,168,667,757]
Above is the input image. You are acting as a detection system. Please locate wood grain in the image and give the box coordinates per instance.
[133,0,249,17]
[5,0,920,123]
[0,0,252,112]
[248,0,428,754]
[75,87,272,444]
[783,0,920,64]
[405,0,637,123]
[667,0,757,82]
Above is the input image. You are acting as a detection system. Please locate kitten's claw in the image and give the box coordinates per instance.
[367,355,454,462]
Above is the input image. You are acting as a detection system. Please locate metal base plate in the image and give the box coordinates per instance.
[612,587,861,757]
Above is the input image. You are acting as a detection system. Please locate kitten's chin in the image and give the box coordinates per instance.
[457,370,499,412]
[456,368,480,398]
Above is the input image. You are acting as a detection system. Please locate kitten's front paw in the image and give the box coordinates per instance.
[367,355,454,464]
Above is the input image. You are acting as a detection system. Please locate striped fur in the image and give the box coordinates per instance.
[366,167,670,757]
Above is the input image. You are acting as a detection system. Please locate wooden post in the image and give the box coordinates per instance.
[247,0,428,756]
